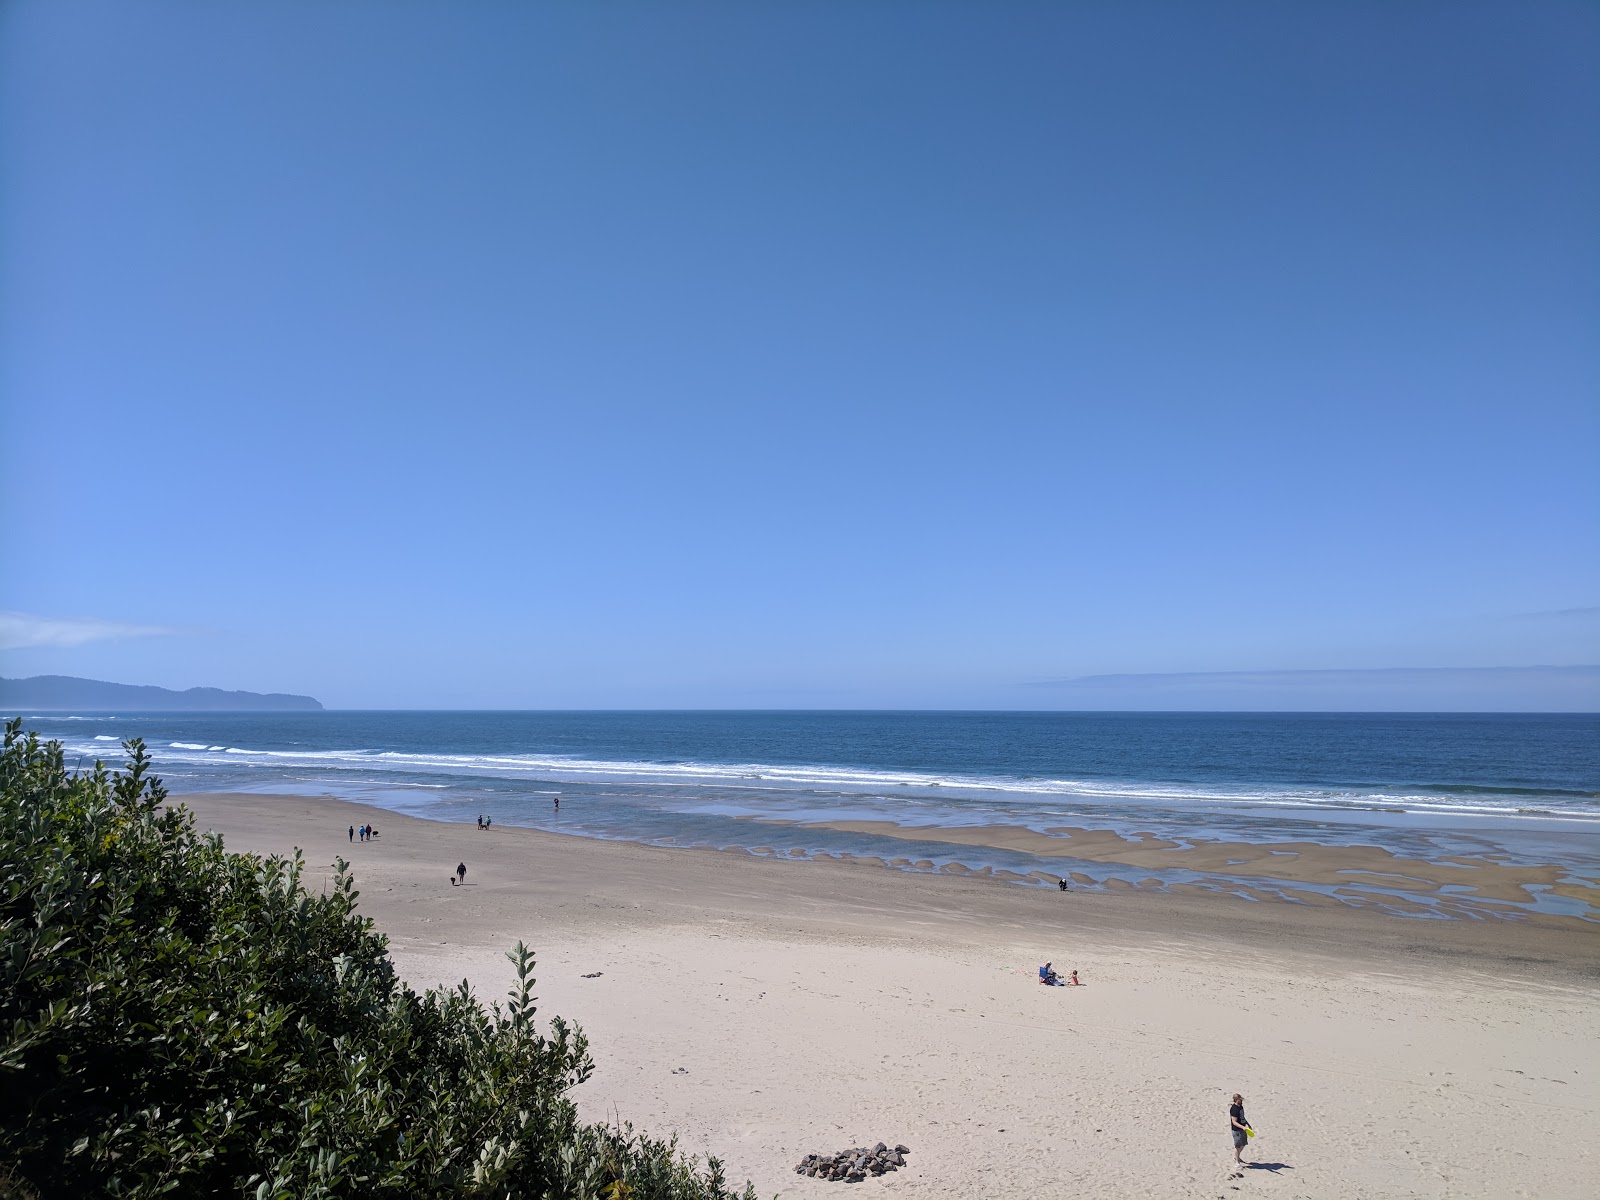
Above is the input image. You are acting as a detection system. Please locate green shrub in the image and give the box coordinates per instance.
[0,720,757,1200]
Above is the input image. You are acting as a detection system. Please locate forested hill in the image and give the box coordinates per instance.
[0,675,323,711]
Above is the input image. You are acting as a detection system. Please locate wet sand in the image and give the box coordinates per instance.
[786,819,1599,923]
[177,791,1600,1200]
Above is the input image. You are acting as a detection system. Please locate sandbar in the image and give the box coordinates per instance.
[786,819,1599,920]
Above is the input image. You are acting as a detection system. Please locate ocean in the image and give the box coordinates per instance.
[17,710,1599,920]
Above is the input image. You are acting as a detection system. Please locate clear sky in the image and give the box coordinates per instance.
[2,1,1596,710]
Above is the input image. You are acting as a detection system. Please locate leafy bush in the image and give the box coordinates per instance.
[0,721,757,1200]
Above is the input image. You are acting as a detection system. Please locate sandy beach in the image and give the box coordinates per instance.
[179,791,1599,1200]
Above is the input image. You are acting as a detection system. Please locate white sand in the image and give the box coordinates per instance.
[182,793,1600,1200]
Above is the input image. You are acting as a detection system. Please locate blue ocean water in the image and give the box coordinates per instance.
[19,710,1599,919]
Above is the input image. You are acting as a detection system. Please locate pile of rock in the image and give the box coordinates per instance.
[794,1142,910,1183]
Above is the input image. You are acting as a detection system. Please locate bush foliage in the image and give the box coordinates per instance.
[0,720,757,1200]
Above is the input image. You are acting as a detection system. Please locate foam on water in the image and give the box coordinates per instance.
[108,738,1600,822]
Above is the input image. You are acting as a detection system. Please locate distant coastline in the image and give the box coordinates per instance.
[0,675,322,712]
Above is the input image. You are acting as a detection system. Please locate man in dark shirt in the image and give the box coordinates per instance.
[1229,1093,1252,1164]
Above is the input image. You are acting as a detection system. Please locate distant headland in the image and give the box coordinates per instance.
[0,675,323,712]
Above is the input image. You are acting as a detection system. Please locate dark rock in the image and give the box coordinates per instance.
[795,1140,911,1183]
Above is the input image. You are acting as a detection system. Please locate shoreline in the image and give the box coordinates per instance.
[173,790,1600,963]
[173,791,1600,1199]
[179,782,1600,932]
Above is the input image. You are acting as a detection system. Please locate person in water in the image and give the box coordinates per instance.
[1229,1093,1252,1164]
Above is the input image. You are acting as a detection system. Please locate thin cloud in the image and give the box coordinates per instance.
[1512,606,1600,619]
[1030,665,1600,689]
[0,611,178,651]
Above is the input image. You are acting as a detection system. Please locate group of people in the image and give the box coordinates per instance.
[348,823,378,842]
[476,814,492,829]
[1038,962,1080,986]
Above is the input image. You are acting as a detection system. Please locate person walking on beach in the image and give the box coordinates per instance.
[348,825,354,842]
[1229,1093,1252,1164]
[456,862,467,886]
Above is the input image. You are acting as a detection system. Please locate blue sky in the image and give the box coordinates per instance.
[2,1,1596,710]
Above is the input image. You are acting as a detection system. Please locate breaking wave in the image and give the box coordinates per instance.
[112,738,1600,822]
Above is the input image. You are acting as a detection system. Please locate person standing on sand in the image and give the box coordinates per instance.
[456,862,467,886]
[1229,1093,1252,1164]
[348,825,354,842]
